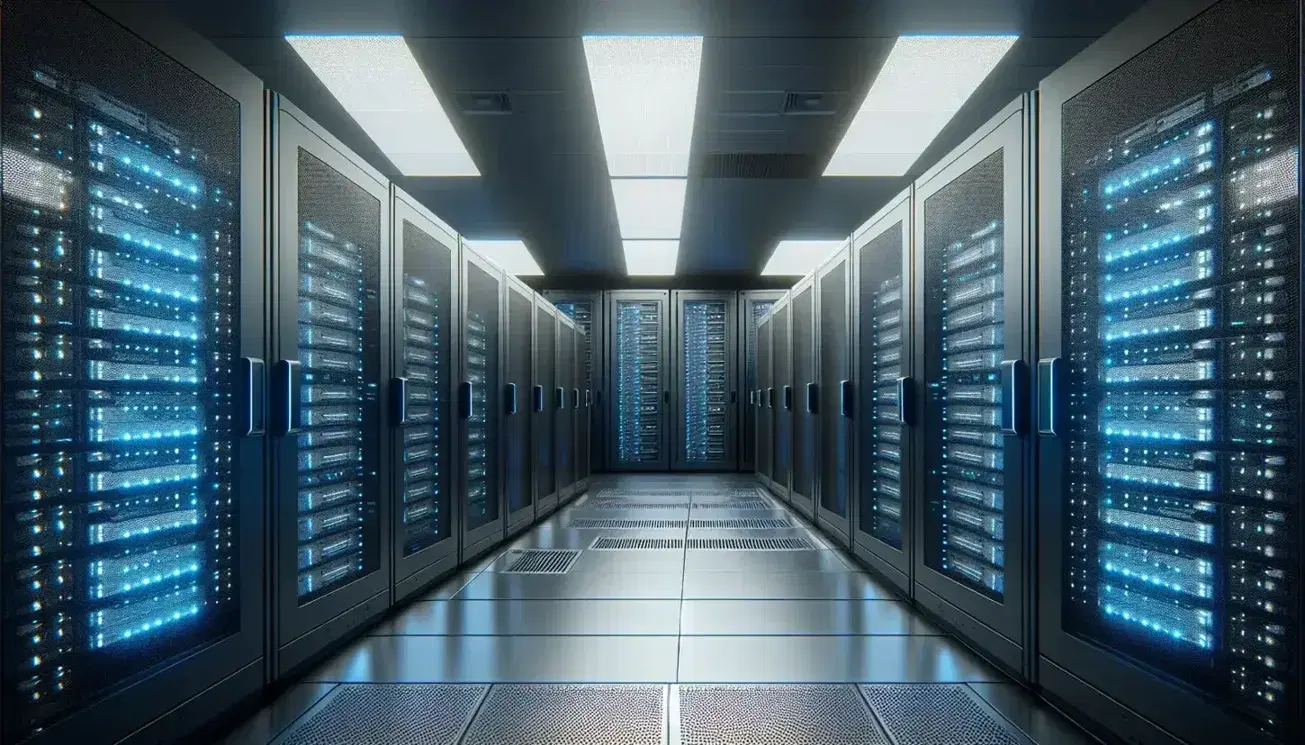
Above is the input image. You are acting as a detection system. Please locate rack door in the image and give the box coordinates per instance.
[533,300,557,515]
[913,96,1032,676]
[1038,1,1301,742]
[789,279,818,517]
[740,291,784,471]
[852,191,914,594]
[606,291,670,471]
[390,190,456,602]
[817,249,853,542]
[546,291,603,478]
[555,317,576,502]
[0,3,265,740]
[771,295,793,499]
[458,248,502,560]
[504,279,534,533]
[576,324,592,493]
[270,100,390,675]
[756,315,774,488]
[672,291,738,471]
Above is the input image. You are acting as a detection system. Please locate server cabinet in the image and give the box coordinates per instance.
[851,189,915,596]
[389,189,457,603]
[575,324,592,494]
[789,277,818,517]
[458,247,503,560]
[817,248,854,542]
[0,3,265,741]
[770,293,793,500]
[606,291,671,471]
[672,291,739,471]
[1037,1,1301,742]
[756,312,774,489]
[555,313,577,502]
[740,291,785,472]
[503,278,534,534]
[912,95,1034,678]
[545,291,604,478]
[533,299,558,516]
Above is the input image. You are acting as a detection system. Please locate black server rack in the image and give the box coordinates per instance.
[533,299,557,516]
[544,291,603,479]
[912,95,1035,679]
[789,277,817,517]
[268,95,390,678]
[606,291,670,471]
[575,324,591,494]
[504,278,534,534]
[756,311,774,490]
[458,246,503,561]
[851,188,915,597]
[817,248,853,543]
[555,313,576,503]
[740,291,784,472]
[389,189,457,603]
[770,292,793,500]
[1037,1,1301,742]
[0,3,266,742]
[672,291,738,471]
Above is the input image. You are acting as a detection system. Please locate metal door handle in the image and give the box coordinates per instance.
[273,360,301,436]
[533,385,545,413]
[896,376,913,425]
[460,381,474,419]
[749,390,755,406]
[392,377,409,424]
[783,385,793,410]
[572,388,579,409]
[767,388,775,408]
[805,382,818,414]
[730,390,737,405]
[1038,358,1062,437]
[555,387,565,410]
[1000,359,1027,436]
[240,357,265,437]
[663,390,670,405]
[585,389,592,407]
[506,382,518,415]
[840,380,853,418]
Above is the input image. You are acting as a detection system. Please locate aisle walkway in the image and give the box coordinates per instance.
[223,475,1090,744]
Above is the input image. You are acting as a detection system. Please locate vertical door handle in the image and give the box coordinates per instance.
[1038,358,1062,437]
[805,382,818,414]
[749,390,755,406]
[839,380,853,418]
[459,381,474,420]
[585,389,592,407]
[730,390,737,405]
[1000,359,1027,436]
[663,390,670,405]
[533,385,545,413]
[392,377,409,424]
[783,385,793,410]
[895,376,913,425]
[572,388,579,409]
[505,382,518,415]
[273,360,301,436]
[555,387,565,410]
[240,357,265,437]
[767,388,775,408]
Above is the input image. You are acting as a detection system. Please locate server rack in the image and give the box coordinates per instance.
[756,311,774,490]
[267,95,391,678]
[1037,1,1301,742]
[458,246,503,561]
[543,290,604,477]
[555,313,577,503]
[817,247,854,543]
[851,188,915,597]
[789,277,818,517]
[770,292,793,500]
[504,277,534,534]
[0,3,266,741]
[740,291,785,472]
[912,94,1035,679]
[533,299,558,516]
[389,188,458,603]
[605,291,671,471]
[575,324,592,494]
[671,291,739,471]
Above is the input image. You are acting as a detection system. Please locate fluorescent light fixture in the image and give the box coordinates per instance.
[824,35,1019,177]
[466,240,544,276]
[285,34,479,176]
[611,178,687,239]
[583,35,704,177]
[623,240,678,275]
[762,240,847,276]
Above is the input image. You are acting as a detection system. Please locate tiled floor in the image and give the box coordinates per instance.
[220,475,1093,744]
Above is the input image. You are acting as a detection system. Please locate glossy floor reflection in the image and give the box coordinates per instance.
[222,475,1092,744]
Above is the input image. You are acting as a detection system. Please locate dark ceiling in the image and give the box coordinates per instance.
[165,0,1147,287]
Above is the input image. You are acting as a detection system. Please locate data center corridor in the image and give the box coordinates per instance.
[220,475,1089,745]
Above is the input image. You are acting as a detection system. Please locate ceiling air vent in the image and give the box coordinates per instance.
[458,91,513,114]
[695,153,819,179]
[783,91,836,115]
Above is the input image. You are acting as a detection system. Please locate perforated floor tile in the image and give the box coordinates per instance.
[462,684,666,745]
[591,537,685,550]
[276,684,486,745]
[861,685,1028,744]
[502,549,581,574]
[675,685,889,745]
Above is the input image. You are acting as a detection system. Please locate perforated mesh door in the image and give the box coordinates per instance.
[773,304,792,487]
[555,321,575,491]
[397,220,452,555]
[681,299,732,467]
[0,2,244,736]
[614,300,665,467]
[463,260,500,530]
[577,326,592,481]
[819,260,850,517]
[791,287,816,500]
[534,306,555,500]
[552,298,598,476]
[858,222,906,546]
[757,317,773,479]
[506,287,532,512]
[744,299,776,471]
[1057,0,1299,734]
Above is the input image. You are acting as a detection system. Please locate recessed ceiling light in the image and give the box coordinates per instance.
[583,35,704,177]
[466,239,544,276]
[623,240,679,275]
[610,178,687,239]
[285,34,479,176]
[761,240,847,276]
[824,34,1019,177]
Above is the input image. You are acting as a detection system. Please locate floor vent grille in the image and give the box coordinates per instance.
[687,537,815,551]
[678,684,888,745]
[279,684,487,745]
[861,685,1028,745]
[502,549,581,574]
[570,518,686,529]
[689,518,792,529]
[588,500,691,510]
[692,499,770,509]
[462,684,665,745]
[590,537,686,550]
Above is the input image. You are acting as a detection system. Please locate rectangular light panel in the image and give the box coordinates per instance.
[611,178,687,239]
[466,240,544,276]
[286,34,479,176]
[762,240,847,276]
[824,35,1019,177]
[583,35,704,177]
[623,240,679,275]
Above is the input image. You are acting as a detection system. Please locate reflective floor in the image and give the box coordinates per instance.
[222,475,1091,744]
